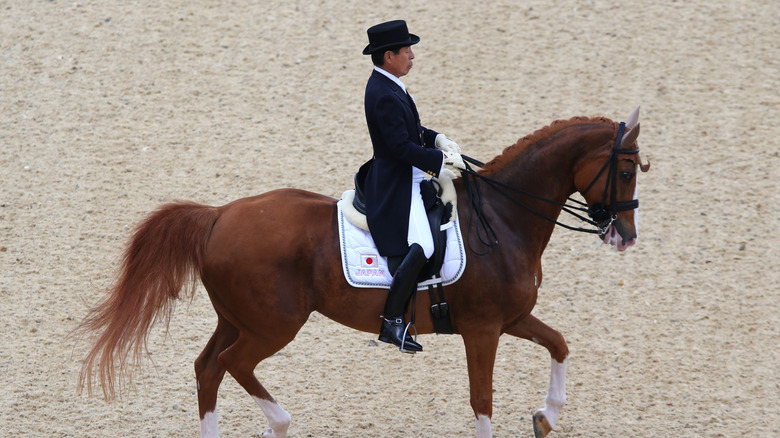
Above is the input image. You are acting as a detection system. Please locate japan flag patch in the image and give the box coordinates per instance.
[361,254,378,268]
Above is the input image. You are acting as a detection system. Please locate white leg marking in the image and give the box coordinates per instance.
[200,407,219,438]
[538,358,567,430]
[252,396,291,438]
[475,414,492,438]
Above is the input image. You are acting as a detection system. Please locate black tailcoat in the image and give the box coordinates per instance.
[364,70,443,257]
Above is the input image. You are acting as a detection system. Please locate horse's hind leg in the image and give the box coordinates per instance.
[505,314,569,438]
[217,335,293,437]
[194,314,238,438]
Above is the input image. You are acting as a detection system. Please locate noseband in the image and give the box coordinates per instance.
[580,122,640,234]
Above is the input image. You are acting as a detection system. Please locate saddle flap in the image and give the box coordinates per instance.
[417,179,449,280]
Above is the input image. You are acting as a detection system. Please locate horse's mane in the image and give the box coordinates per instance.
[481,116,614,175]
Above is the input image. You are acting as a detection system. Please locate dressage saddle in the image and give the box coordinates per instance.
[353,159,452,281]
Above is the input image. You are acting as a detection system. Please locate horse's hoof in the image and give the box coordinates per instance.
[262,427,286,438]
[532,411,552,438]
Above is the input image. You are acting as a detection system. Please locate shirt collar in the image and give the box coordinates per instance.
[374,66,407,94]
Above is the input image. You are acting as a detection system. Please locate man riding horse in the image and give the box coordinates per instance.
[361,20,465,353]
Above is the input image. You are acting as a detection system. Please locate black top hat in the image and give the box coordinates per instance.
[362,20,420,55]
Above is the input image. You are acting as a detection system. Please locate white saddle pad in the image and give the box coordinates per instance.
[337,192,466,290]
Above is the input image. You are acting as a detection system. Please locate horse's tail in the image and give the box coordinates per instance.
[76,202,219,400]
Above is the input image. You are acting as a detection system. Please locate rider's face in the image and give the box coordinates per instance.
[383,46,414,78]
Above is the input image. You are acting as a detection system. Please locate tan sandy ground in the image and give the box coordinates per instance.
[1,0,778,436]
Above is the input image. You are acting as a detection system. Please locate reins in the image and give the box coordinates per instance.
[459,156,500,255]
[458,122,639,253]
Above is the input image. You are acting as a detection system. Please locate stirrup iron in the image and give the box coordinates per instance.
[400,321,418,354]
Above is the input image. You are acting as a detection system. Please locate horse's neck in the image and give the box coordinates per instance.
[480,122,614,252]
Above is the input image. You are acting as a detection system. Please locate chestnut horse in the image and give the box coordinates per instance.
[77,108,649,438]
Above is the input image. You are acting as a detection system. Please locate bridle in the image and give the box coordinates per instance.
[579,121,641,234]
[459,121,640,253]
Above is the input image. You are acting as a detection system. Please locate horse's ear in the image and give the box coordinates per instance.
[626,106,640,131]
[621,122,640,149]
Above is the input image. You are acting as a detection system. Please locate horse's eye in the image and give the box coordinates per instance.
[621,171,634,182]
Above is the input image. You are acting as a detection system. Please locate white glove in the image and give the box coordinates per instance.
[435,134,462,156]
[443,151,466,170]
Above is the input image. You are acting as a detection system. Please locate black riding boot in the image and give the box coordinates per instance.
[378,243,428,353]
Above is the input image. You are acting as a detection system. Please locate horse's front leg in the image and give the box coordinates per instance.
[505,314,569,438]
[462,328,501,438]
